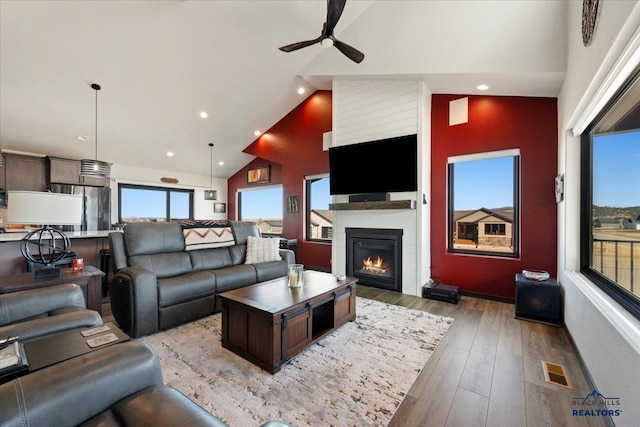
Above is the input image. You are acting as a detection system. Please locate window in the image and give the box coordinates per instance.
[581,67,640,320]
[448,150,520,257]
[119,184,193,223]
[238,186,283,236]
[485,223,506,235]
[306,175,332,242]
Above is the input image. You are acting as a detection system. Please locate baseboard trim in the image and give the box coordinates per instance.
[460,290,515,304]
[565,329,616,427]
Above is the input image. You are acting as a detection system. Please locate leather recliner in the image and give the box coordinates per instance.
[0,341,229,427]
[0,283,103,341]
[1,340,292,427]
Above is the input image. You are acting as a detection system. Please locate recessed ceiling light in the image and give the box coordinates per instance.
[166,152,174,157]
[77,135,89,141]
[297,87,305,95]
[254,130,261,136]
[218,161,224,166]
[476,84,490,91]
[200,111,208,118]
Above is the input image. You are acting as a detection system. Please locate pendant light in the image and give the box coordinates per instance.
[204,143,218,200]
[80,83,111,177]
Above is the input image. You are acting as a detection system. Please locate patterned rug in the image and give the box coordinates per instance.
[143,297,452,427]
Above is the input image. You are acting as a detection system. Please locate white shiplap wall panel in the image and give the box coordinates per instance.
[331,80,423,296]
[334,80,418,147]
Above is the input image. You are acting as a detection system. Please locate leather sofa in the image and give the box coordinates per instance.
[0,283,103,341]
[1,341,228,426]
[109,221,294,338]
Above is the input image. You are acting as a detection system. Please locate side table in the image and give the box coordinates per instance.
[515,273,563,326]
[279,238,298,257]
[0,266,105,315]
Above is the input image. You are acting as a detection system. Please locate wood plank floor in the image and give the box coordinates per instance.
[101,286,611,427]
[356,285,611,427]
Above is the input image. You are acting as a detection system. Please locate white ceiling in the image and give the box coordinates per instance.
[0,0,567,180]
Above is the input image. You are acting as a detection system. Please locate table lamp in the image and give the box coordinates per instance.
[7,191,82,279]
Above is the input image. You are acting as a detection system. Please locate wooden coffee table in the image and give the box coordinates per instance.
[219,270,357,373]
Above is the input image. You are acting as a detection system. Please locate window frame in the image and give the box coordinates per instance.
[118,183,193,223]
[237,185,284,236]
[580,67,640,321]
[305,175,332,243]
[447,150,520,258]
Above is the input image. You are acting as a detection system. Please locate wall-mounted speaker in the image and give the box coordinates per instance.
[515,274,563,326]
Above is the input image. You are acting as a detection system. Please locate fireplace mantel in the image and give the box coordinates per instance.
[329,200,416,211]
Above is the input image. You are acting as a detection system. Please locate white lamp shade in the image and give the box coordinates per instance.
[7,191,82,225]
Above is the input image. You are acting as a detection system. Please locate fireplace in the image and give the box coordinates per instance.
[346,228,402,292]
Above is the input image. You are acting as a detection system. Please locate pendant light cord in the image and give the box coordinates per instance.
[95,87,98,161]
[209,143,214,190]
[91,83,101,162]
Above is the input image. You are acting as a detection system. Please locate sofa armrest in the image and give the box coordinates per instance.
[110,267,159,337]
[0,341,163,427]
[279,249,295,265]
[0,283,87,326]
[0,308,102,342]
[109,231,128,273]
[101,384,229,427]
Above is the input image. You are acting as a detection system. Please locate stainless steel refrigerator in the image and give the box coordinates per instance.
[50,184,111,231]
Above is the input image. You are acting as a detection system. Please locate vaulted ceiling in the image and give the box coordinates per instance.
[0,1,567,179]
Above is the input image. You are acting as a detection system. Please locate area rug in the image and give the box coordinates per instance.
[143,297,452,427]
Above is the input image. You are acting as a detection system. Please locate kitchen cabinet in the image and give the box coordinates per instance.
[4,154,47,192]
[48,157,108,187]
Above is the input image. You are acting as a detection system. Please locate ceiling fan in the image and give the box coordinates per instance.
[279,0,365,64]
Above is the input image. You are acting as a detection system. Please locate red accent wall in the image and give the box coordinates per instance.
[431,95,558,299]
[227,91,332,270]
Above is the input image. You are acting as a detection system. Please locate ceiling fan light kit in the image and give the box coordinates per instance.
[279,0,364,63]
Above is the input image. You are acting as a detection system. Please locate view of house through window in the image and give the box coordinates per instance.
[119,184,193,223]
[238,186,283,236]
[306,175,332,242]
[582,67,640,318]
[448,150,520,257]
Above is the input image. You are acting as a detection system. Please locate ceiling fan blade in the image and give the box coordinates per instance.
[325,0,347,35]
[333,39,365,63]
[279,37,322,52]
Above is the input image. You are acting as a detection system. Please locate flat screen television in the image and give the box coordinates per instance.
[329,134,417,195]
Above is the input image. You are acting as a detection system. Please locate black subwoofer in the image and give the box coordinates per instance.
[515,274,562,326]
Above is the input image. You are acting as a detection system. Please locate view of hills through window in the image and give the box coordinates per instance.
[591,130,640,295]
[239,186,284,236]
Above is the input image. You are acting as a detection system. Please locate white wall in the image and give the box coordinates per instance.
[331,80,428,296]
[558,2,640,425]
[109,163,227,224]
[417,82,432,289]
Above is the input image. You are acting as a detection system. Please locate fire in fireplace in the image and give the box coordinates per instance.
[361,256,391,276]
[346,228,402,292]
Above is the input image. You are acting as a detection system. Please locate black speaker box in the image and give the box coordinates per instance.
[515,274,562,326]
[422,281,460,304]
[349,193,390,203]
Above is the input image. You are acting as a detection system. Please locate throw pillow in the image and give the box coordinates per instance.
[245,236,282,264]
[180,220,235,251]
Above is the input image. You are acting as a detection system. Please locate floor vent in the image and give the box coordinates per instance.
[542,361,572,389]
